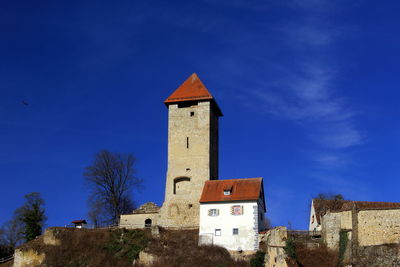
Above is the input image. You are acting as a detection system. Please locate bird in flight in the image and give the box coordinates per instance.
[21,100,29,106]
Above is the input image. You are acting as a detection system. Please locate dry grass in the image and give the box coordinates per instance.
[20,227,133,267]
[17,227,248,267]
[147,228,249,267]
[295,244,339,267]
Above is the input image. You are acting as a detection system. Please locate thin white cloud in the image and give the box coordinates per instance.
[244,3,363,168]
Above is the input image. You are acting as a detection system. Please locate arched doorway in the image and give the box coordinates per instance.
[173,177,191,195]
[145,218,152,228]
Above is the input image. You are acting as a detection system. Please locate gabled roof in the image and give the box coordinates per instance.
[312,199,400,224]
[200,178,264,205]
[164,73,223,116]
[165,73,214,103]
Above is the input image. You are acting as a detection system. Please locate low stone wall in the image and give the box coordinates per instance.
[119,213,159,229]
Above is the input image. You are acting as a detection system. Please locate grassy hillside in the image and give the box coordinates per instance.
[16,227,249,267]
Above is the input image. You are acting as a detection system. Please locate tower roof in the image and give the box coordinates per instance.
[165,73,214,104]
[165,73,222,116]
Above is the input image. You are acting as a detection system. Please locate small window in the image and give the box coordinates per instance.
[186,168,190,171]
[190,111,195,117]
[231,205,243,215]
[208,209,219,216]
[223,190,231,195]
[188,204,193,208]
[186,137,189,148]
[233,228,239,235]
[215,229,221,236]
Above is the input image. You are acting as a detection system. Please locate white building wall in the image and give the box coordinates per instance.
[199,201,260,251]
[309,200,321,231]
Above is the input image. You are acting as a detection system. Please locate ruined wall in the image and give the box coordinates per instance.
[322,212,341,249]
[357,244,400,266]
[260,227,289,267]
[119,213,160,229]
[340,211,352,230]
[358,209,400,246]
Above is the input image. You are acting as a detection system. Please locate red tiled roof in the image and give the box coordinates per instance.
[200,178,263,203]
[165,73,214,104]
[71,219,87,224]
[313,199,400,224]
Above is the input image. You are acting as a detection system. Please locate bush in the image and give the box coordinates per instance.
[339,231,348,262]
[106,228,150,261]
[250,250,265,267]
[284,237,296,259]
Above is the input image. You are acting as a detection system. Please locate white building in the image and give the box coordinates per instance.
[199,178,267,252]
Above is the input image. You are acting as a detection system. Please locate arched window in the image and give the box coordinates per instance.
[144,218,152,228]
[173,177,191,195]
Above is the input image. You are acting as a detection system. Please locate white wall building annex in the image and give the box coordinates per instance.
[199,178,267,251]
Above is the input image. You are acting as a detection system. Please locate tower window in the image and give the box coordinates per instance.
[190,111,195,117]
[233,228,239,235]
[186,137,189,148]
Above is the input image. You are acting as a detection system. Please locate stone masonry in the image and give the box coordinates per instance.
[159,99,220,227]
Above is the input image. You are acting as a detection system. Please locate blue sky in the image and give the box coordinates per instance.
[1,0,400,230]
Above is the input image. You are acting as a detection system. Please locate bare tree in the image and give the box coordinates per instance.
[84,150,142,225]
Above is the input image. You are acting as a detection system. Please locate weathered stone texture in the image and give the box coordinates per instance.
[13,249,45,267]
[132,202,160,214]
[160,101,219,227]
[358,209,400,246]
[43,228,61,246]
[322,211,341,249]
[260,227,289,267]
[357,244,400,266]
[340,210,352,230]
[119,213,159,229]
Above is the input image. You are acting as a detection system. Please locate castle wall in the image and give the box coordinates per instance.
[160,100,219,227]
[357,209,400,246]
[119,213,159,229]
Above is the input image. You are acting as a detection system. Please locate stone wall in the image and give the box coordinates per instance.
[357,244,400,266]
[119,213,159,229]
[160,100,219,227]
[321,211,341,249]
[358,209,400,246]
[260,227,289,267]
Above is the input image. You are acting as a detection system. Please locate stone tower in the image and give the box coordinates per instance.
[159,73,222,227]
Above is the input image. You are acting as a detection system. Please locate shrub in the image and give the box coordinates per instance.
[339,231,348,262]
[284,237,296,259]
[250,250,265,267]
[106,228,150,261]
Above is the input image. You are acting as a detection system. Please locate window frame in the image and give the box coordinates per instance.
[215,229,221,236]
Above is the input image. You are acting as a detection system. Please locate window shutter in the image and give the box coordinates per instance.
[216,209,219,216]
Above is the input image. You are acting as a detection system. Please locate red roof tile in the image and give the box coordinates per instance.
[165,73,214,104]
[200,178,263,203]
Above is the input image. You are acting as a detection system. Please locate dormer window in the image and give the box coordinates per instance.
[223,185,232,196]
